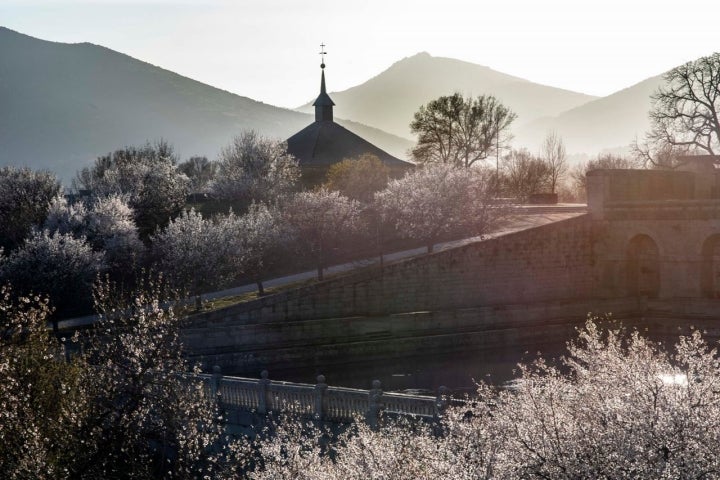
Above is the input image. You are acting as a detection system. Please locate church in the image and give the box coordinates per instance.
[286,55,413,186]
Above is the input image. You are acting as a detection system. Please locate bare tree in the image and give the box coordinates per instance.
[178,156,218,194]
[570,154,640,201]
[633,52,720,167]
[540,131,568,194]
[501,149,550,202]
[410,93,516,168]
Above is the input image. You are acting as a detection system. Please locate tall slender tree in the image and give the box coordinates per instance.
[540,131,567,194]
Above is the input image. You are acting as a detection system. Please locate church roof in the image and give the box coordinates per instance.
[287,47,412,170]
[287,120,412,168]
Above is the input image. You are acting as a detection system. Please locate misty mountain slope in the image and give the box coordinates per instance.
[0,27,411,181]
[298,52,597,140]
[515,75,664,154]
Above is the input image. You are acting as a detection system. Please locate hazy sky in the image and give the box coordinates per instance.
[2,0,720,108]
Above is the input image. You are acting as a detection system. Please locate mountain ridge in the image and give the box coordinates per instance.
[0,27,412,182]
[297,51,599,140]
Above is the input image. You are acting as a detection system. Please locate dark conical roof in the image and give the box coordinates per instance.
[312,69,335,107]
[287,52,413,177]
[287,121,412,168]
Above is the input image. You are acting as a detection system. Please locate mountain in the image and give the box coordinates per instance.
[514,75,664,155]
[297,52,598,140]
[0,27,412,182]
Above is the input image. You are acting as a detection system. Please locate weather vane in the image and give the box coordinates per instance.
[319,43,327,69]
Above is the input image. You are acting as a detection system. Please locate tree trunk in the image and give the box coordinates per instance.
[317,265,324,281]
[256,279,265,296]
[427,243,434,253]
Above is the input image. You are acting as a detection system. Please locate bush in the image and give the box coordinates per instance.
[0,230,105,317]
[0,166,61,251]
[250,319,720,478]
[45,194,144,275]
[324,154,390,204]
[74,141,189,237]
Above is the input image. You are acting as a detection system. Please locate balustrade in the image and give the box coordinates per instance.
[199,367,451,426]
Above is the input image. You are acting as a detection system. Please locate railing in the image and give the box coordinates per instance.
[197,367,451,427]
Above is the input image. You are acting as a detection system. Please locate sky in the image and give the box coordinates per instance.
[2,0,720,109]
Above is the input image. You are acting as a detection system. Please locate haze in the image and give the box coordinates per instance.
[3,0,720,109]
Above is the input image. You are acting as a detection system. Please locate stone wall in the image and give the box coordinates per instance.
[181,163,720,378]
[587,167,720,299]
[183,298,640,375]
[183,214,602,374]
[191,214,596,328]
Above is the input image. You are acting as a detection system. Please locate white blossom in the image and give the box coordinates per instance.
[212,131,300,205]
[283,188,362,280]
[375,164,503,252]
[151,209,243,294]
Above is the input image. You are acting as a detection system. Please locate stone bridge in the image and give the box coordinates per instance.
[182,156,720,379]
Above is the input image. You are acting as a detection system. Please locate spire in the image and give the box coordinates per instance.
[313,43,334,122]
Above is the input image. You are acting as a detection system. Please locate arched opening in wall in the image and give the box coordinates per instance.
[627,234,660,298]
[701,235,720,298]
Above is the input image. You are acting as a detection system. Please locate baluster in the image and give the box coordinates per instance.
[435,386,449,419]
[313,375,327,420]
[258,370,270,414]
[211,365,222,406]
[367,379,384,430]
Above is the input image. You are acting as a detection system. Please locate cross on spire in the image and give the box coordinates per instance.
[319,43,326,68]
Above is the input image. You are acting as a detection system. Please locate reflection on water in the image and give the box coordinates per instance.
[251,342,569,395]
[659,373,688,386]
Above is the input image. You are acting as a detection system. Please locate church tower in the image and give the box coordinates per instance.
[312,54,335,122]
[286,44,413,186]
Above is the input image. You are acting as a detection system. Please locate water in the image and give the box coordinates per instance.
[253,342,568,395]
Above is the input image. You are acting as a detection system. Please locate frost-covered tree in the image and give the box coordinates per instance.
[0,287,89,478]
[237,203,291,295]
[0,281,247,479]
[0,230,105,317]
[284,189,361,280]
[178,156,218,194]
[490,321,720,478]
[68,276,245,478]
[151,209,242,294]
[249,320,720,479]
[213,131,299,207]
[375,164,503,252]
[74,141,189,237]
[45,194,144,273]
[0,166,61,251]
